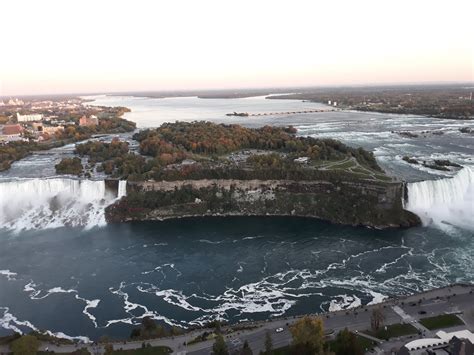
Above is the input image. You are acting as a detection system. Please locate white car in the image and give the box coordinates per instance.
[275,327,284,333]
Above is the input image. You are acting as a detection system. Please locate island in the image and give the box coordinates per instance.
[63,121,421,228]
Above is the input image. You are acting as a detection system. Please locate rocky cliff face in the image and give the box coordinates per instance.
[105,179,420,229]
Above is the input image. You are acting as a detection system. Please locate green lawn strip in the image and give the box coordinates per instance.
[326,160,355,170]
[268,334,375,355]
[351,167,371,175]
[419,314,464,330]
[272,345,292,355]
[327,335,376,352]
[374,174,393,181]
[366,323,418,340]
[355,335,376,351]
[265,335,376,355]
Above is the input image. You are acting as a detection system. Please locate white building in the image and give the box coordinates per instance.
[16,113,43,122]
[402,329,474,354]
[7,98,24,106]
[294,157,310,164]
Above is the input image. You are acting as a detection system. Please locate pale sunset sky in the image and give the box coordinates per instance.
[0,0,472,95]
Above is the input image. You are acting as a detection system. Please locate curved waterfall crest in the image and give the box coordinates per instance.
[405,166,474,231]
[0,178,126,231]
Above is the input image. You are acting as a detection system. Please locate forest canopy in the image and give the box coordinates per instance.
[133,121,381,171]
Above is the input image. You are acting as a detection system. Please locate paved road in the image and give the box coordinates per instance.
[0,284,472,354]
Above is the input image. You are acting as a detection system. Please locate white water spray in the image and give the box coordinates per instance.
[0,179,127,231]
[118,180,127,198]
[405,166,474,231]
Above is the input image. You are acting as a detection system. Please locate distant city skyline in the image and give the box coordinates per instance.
[0,0,472,96]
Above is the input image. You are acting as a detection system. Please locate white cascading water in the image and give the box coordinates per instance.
[118,180,127,198]
[0,179,127,231]
[405,166,474,231]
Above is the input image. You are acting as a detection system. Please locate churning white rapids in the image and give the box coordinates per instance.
[406,166,474,231]
[0,179,126,231]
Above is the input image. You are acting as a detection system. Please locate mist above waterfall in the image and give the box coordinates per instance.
[406,166,474,232]
[0,179,126,231]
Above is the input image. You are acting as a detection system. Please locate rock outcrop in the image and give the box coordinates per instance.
[105,179,420,229]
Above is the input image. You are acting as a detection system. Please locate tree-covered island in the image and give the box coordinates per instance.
[64,121,420,228]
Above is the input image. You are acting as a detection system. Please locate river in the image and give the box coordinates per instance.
[0,95,472,341]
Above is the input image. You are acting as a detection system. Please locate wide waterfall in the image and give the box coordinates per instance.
[405,166,474,231]
[0,179,126,231]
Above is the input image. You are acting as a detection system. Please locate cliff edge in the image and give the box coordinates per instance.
[105,179,420,229]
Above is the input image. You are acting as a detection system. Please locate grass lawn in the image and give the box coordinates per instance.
[326,334,375,353]
[272,345,292,355]
[366,323,418,340]
[112,346,172,354]
[271,334,375,355]
[355,335,376,351]
[419,314,464,330]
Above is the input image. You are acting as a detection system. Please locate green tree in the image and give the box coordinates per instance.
[333,328,363,355]
[264,331,273,354]
[55,157,83,175]
[290,316,325,354]
[10,335,39,355]
[212,334,228,355]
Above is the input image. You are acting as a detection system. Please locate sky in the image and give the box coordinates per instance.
[0,0,473,95]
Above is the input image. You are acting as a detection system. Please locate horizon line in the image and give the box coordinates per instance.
[2,80,473,98]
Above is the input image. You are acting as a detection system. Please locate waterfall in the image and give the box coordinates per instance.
[405,166,474,231]
[0,178,124,231]
[118,180,127,198]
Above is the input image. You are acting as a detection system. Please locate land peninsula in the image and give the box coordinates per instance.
[266,84,474,120]
[59,121,420,228]
[0,100,136,172]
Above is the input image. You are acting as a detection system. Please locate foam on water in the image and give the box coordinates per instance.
[406,166,474,231]
[0,270,17,281]
[328,295,361,312]
[0,307,90,343]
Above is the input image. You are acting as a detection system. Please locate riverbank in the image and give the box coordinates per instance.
[265,84,474,120]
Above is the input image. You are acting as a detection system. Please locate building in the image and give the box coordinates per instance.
[79,115,99,126]
[399,329,474,355]
[42,125,64,135]
[294,156,310,164]
[0,124,24,143]
[16,112,43,122]
[7,98,24,106]
[30,122,64,135]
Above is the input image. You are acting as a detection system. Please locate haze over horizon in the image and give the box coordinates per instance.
[1,0,472,96]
